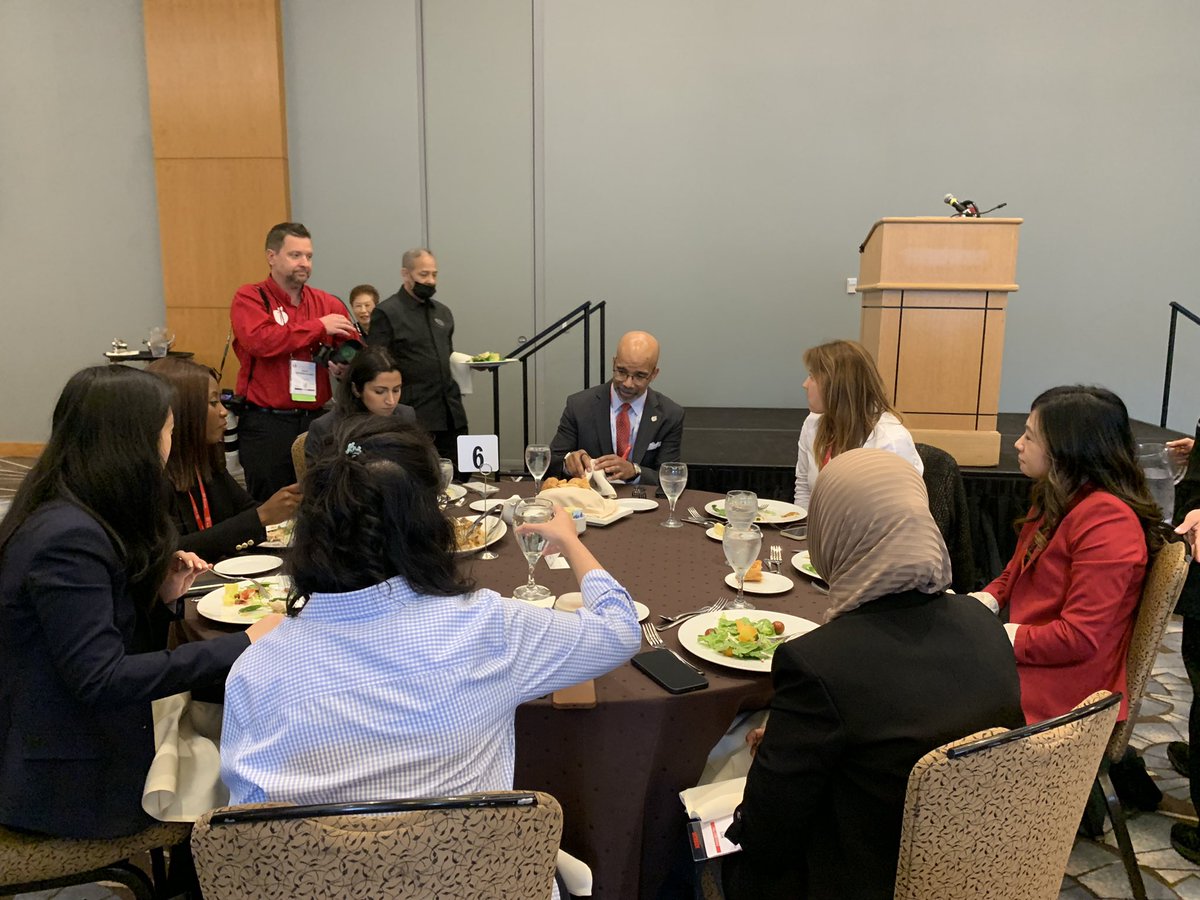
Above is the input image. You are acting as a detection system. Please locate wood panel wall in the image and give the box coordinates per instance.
[143,0,291,387]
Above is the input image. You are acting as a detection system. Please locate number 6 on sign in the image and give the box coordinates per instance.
[457,435,499,474]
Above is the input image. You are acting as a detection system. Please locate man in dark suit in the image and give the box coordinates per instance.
[548,331,683,486]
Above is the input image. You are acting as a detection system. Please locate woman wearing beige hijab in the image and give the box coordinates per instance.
[724,449,1022,900]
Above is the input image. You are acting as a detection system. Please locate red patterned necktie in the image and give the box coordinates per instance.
[615,403,632,459]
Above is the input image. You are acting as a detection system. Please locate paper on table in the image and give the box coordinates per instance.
[544,552,571,569]
[449,352,474,395]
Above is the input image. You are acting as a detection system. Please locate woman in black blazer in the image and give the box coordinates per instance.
[149,357,300,562]
[0,366,281,839]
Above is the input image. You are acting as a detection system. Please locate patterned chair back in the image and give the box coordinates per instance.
[0,820,189,898]
[191,791,562,900]
[290,431,308,481]
[1106,539,1188,763]
[894,691,1120,900]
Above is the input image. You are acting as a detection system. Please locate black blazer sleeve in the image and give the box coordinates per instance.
[549,398,583,477]
[173,470,266,562]
[727,644,846,854]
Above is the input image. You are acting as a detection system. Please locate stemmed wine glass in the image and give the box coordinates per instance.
[659,461,688,528]
[437,457,455,508]
[725,490,759,530]
[724,524,763,611]
[513,498,554,601]
[525,443,551,493]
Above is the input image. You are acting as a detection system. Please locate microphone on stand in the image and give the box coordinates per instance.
[944,193,970,214]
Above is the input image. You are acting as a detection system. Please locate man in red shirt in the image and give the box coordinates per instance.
[230,222,358,500]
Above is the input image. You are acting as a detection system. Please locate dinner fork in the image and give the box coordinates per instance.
[656,597,729,630]
[768,545,783,574]
[642,623,704,675]
[204,569,273,595]
[686,506,717,526]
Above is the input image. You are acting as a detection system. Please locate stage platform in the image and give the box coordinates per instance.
[683,408,1181,586]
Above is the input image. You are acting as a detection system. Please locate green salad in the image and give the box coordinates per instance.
[470,351,502,362]
[696,615,785,660]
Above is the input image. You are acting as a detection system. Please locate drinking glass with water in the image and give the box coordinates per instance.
[659,462,688,528]
[513,498,554,601]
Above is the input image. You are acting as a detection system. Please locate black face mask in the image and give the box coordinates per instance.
[411,281,436,301]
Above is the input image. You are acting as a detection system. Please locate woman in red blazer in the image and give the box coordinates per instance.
[977,385,1169,724]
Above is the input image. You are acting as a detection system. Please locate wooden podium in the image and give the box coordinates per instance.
[856,217,1022,466]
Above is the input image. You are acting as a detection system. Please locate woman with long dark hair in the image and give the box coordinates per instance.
[976,385,1169,724]
[0,366,281,839]
[220,415,640,805]
[794,339,922,508]
[149,357,300,561]
[303,345,417,465]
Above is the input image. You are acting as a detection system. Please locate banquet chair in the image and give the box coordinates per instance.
[191,790,563,899]
[0,819,190,900]
[1091,538,1189,900]
[894,691,1121,900]
[914,443,976,591]
[290,431,308,480]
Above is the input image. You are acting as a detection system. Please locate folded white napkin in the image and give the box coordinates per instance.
[449,352,474,395]
[464,480,500,495]
[588,467,618,498]
[679,777,747,822]
[142,692,228,822]
[544,552,571,569]
[556,850,593,896]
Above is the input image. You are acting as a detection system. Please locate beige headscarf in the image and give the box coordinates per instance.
[809,448,951,622]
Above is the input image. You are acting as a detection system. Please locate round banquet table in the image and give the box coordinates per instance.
[177,485,832,899]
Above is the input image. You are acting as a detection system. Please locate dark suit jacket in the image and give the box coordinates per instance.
[172,468,265,562]
[547,383,684,486]
[304,405,420,465]
[0,502,249,838]
[724,590,1024,900]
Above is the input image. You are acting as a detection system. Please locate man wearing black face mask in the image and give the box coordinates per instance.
[367,248,468,459]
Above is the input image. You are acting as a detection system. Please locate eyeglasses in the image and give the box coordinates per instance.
[613,365,653,384]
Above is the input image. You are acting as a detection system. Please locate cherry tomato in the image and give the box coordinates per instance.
[773,621,784,635]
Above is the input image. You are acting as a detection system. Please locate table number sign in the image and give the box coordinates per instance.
[457,434,499,473]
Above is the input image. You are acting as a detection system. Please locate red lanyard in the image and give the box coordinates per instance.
[187,472,212,530]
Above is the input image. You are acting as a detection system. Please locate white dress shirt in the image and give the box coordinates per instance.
[793,411,924,508]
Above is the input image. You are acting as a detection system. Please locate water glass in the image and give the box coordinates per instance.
[1138,443,1175,523]
[525,443,551,492]
[438,458,454,497]
[724,524,762,610]
[659,461,688,528]
[513,498,554,601]
[725,490,759,529]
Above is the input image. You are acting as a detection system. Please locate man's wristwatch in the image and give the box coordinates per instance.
[632,463,642,479]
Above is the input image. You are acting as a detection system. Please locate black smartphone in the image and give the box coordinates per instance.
[632,649,709,694]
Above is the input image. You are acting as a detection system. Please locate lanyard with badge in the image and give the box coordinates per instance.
[264,288,320,403]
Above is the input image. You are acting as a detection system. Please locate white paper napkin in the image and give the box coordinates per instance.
[449,351,474,395]
[679,777,747,822]
[142,692,228,822]
[588,467,618,498]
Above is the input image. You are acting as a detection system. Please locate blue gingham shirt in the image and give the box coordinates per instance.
[220,569,640,805]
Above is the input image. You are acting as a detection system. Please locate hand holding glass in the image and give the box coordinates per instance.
[724,524,762,610]
[513,498,555,601]
[659,462,688,528]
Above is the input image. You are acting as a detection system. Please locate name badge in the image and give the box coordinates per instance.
[290,359,317,403]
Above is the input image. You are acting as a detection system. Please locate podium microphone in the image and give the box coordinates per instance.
[944,193,970,214]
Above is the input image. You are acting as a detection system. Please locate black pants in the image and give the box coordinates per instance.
[1183,614,1200,812]
[239,407,323,501]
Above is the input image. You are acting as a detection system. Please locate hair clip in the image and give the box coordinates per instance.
[345,441,363,458]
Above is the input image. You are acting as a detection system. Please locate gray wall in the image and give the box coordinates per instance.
[7,0,1200,447]
[0,0,165,442]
